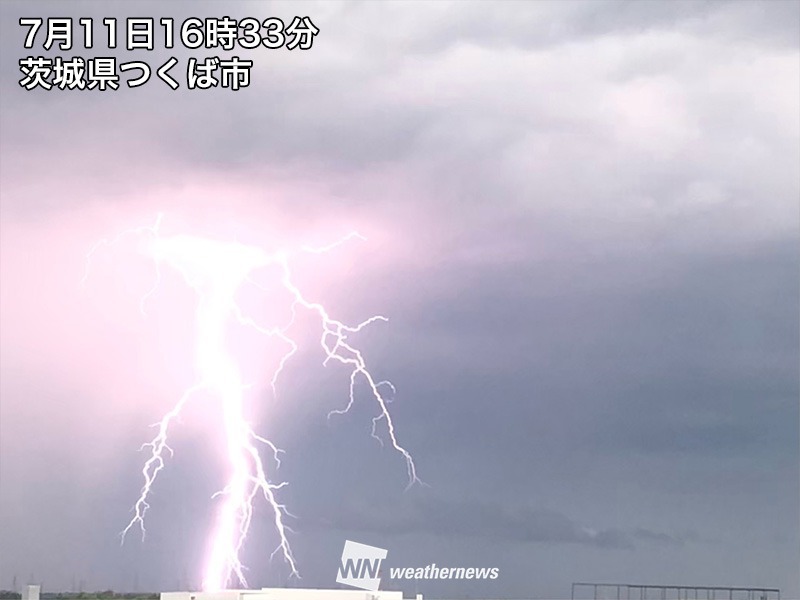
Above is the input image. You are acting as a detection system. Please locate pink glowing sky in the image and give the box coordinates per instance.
[1,1,798,598]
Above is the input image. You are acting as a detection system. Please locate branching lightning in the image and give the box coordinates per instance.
[83,214,421,591]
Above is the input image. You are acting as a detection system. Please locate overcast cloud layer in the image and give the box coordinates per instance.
[1,2,798,599]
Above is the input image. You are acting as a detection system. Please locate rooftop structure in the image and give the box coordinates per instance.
[571,582,781,600]
[22,586,41,600]
[161,589,417,600]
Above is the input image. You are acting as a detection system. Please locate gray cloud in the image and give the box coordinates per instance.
[304,495,704,551]
[1,1,798,598]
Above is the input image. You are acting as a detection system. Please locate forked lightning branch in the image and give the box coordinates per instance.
[82,215,421,591]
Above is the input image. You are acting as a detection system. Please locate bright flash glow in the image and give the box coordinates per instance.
[84,214,421,591]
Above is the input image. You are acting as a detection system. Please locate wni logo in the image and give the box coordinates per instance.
[336,540,388,591]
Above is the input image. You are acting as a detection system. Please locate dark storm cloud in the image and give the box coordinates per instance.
[631,528,691,547]
[295,0,800,57]
[306,496,640,549]
[1,0,798,598]
[3,0,797,198]
[302,494,705,551]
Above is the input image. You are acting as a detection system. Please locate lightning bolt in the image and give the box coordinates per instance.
[83,215,421,591]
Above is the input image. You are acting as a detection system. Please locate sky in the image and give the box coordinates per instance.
[0,1,798,599]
